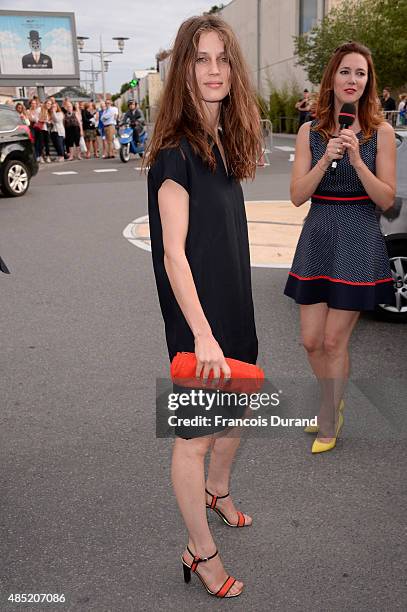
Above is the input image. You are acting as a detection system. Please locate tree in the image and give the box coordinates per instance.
[120,82,131,95]
[294,0,407,89]
[207,4,224,14]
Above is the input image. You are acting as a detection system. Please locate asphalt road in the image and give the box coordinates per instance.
[0,139,406,612]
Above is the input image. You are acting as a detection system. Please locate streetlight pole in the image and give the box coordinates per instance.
[76,35,129,100]
[80,63,101,99]
[257,0,262,93]
[100,35,106,100]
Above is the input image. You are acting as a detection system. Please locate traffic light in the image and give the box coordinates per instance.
[129,78,138,88]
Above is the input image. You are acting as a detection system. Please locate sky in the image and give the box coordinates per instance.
[4,1,220,92]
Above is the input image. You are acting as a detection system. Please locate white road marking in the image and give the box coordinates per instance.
[52,171,78,175]
[289,153,295,162]
[275,146,295,152]
[123,205,295,269]
[123,215,151,252]
[93,168,118,173]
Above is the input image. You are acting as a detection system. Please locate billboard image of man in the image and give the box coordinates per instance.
[22,30,53,69]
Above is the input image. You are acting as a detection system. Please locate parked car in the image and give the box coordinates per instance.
[0,104,38,197]
[376,128,407,322]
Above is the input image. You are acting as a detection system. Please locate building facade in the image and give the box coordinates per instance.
[219,0,345,95]
[137,71,163,122]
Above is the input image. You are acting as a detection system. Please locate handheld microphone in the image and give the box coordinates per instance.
[330,102,356,174]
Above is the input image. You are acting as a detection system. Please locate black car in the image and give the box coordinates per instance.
[376,128,407,322]
[0,104,38,197]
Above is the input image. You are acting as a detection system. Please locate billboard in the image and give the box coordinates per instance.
[0,10,80,86]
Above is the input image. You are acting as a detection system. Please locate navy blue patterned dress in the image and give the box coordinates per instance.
[284,121,395,310]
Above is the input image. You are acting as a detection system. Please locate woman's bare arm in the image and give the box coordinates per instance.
[158,179,230,380]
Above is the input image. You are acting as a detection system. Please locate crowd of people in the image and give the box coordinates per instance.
[12,96,145,162]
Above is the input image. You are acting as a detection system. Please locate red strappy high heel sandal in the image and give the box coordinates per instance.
[205,488,250,528]
[181,546,243,598]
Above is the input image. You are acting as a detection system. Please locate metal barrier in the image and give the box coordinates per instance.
[383,110,405,128]
[258,119,273,166]
[274,116,299,134]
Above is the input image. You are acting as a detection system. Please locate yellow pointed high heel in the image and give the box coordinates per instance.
[311,407,344,454]
[305,400,345,433]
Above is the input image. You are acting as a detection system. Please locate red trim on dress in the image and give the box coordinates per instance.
[289,272,393,286]
[311,194,370,201]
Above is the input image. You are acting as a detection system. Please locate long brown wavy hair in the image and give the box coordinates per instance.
[314,41,384,142]
[146,15,262,180]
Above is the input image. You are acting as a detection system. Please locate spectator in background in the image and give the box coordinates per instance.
[64,101,82,160]
[295,89,310,130]
[82,102,99,158]
[74,102,85,156]
[397,93,407,126]
[100,99,117,158]
[305,93,318,122]
[111,100,119,124]
[61,97,70,115]
[97,100,107,158]
[50,101,65,162]
[15,102,30,125]
[380,87,396,111]
[38,99,52,163]
[28,95,40,110]
[27,98,41,158]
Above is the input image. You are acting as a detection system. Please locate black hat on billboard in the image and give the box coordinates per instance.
[28,30,41,41]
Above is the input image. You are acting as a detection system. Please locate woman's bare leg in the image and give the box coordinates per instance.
[300,303,329,378]
[317,308,359,440]
[172,436,243,595]
[206,429,252,524]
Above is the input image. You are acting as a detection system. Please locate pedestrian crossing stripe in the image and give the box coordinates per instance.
[93,169,118,173]
[52,171,78,175]
[274,146,295,152]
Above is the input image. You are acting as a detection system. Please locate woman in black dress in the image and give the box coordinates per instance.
[147,15,261,599]
[284,42,396,453]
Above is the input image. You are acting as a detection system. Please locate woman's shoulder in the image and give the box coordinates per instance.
[376,120,396,149]
[295,121,314,146]
[149,141,190,193]
[377,120,394,136]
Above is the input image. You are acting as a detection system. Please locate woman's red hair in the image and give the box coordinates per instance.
[314,41,384,142]
[146,15,262,180]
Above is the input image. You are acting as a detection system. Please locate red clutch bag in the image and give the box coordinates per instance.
[170,352,264,393]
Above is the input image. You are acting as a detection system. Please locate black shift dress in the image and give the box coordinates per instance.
[147,136,258,365]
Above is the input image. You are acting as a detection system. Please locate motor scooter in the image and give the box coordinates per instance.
[118,121,147,162]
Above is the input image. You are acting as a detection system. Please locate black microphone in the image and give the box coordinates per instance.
[330,102,356,174]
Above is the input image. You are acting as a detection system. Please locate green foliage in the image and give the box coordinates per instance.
[294,0,407,89]
[120,100,128,114]
[256,94,269,120]
[207,4,224,13]
[120,81,131,95]
[265,81,303,133]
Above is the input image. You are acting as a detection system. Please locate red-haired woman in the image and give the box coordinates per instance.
[285,42,396,453]
[147,15,262,599]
